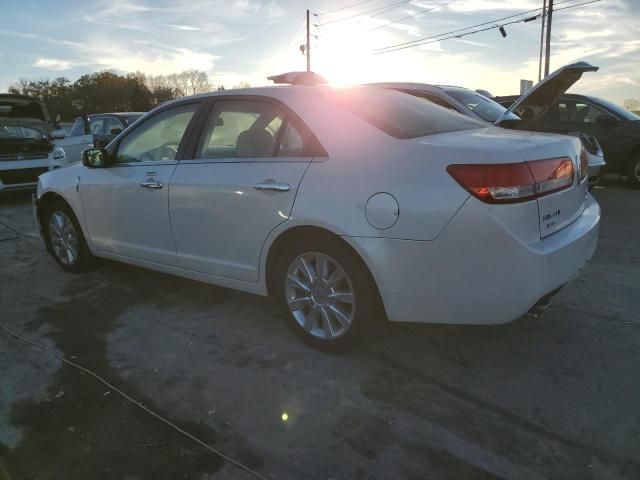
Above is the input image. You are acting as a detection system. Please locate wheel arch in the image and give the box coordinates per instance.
[36,190,91,254]
[263,224,388,320]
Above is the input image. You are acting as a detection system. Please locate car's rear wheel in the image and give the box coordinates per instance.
[273,237,377,351]
[44,199,94,272]
[628,156,640,188]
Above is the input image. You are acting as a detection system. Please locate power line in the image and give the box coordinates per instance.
[317,0,382,16]
[373,0,595,54]
[271,15,306,72]
[372,0,602,55]
[366,1,454,33]
[320,0,413,25]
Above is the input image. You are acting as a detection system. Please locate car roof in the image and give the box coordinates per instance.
[368,82,447,92]
[157,84,383,110]
[90,112,146,117]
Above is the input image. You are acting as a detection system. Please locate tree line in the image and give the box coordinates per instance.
[6,69,246,121]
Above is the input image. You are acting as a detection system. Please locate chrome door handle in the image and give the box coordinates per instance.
[253,182,290,192]
[140,180,163,189]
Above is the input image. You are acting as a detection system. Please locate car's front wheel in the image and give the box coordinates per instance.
[44,199,94,272]
[628,155,640,189]
[273,236,379,351]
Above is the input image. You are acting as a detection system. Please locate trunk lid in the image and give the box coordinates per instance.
[495,61,599,126]
[434,127,587,240]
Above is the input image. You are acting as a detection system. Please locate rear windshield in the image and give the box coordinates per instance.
[325,87,485,139]
[0,100,46,121]
[444,87,520,123]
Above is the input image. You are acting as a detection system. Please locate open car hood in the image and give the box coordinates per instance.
[495,61,599,125]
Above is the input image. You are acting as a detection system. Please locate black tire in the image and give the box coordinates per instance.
[43,198,94,273]
[272,235,380,351]
[627,156,640,189]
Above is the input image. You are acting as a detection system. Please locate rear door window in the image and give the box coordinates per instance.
[197,100,310,159]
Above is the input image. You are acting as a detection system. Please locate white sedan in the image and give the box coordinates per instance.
[33,83,600,349]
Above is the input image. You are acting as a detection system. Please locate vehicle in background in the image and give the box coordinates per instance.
[34,80,599,350]
[374,63,606,187]
[0,94,65,192]
[494,92,640,187]
[54,112,145,163]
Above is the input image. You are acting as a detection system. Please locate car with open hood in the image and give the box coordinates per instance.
[373,62,606,187]
[0,94,65,192]
[494,77,640,187]
[33,79,599,350]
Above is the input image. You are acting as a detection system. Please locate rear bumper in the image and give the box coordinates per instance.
[348,194,600,325]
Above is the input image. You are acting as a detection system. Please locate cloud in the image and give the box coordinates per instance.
[166,24,201,31]
[32,58,73,71]
[88,44,219,75]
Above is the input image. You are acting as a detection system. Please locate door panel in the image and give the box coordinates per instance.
[170,161,309,281]
[169,98,315,282]
[81,163,178,264]
[80,102,200,265]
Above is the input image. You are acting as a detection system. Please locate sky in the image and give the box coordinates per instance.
[0,0,639,104]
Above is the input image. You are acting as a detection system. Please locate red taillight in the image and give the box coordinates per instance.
[579,147,588,182]
[447,157,575,204]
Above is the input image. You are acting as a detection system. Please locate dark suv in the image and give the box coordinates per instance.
[494,93,640,187]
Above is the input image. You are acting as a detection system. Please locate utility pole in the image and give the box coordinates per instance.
[538,0,547,82]
[544,0,554,77]
[306,9,311,72]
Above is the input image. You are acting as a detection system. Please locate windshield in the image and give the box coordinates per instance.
[0,125,46,140]
[325,87,485,139]
[590,97,640,121]
[444,87,520,123]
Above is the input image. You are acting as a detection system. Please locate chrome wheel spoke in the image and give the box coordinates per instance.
[304,309,319,332]
[326,267,345,289]
[327,304,351,328]
[297,256,316,282]
[286,274,311,293]
[288,296,312,310]
[328,291,354,304]
[320,308,336,339]
[316,254,329,280]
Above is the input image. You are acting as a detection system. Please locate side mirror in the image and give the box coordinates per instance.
[110,127,122,135]
[51,128,66,140]
[596,115,618,127]
[82,148,109,168]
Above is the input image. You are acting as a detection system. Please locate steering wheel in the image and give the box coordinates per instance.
[139,141,179,162]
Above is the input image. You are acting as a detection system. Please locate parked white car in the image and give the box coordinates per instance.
[0,94,65,192]
[33,82,600,349]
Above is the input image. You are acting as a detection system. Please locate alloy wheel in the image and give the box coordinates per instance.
[284,252,356,340]
[49,211,79,266]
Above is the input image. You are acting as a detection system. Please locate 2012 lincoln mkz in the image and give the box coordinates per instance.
[33,82,600,349]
